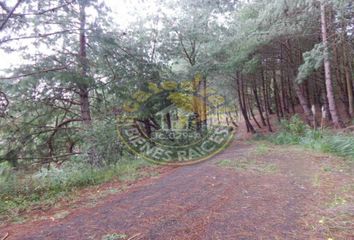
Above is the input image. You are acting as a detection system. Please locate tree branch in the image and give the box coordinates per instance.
[0,66,68,80]
[0,29,74,44]
[0,0,22,31]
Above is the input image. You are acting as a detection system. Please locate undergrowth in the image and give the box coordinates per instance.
[0,157,151,223]
[264,115,354,161]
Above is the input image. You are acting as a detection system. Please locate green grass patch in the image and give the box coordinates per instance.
[262,115,354,161]
[217,158,278,174]
[0,157,152,223]
[252,143,271,156]
[101,233,128,240]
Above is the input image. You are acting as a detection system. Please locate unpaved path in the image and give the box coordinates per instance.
[1,141,353,239]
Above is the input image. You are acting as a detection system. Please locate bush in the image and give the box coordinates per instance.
[321,135,354,159]
[0,157,149,220]
[79,118,125,166]
[280,115,307,136]
[267,115,354,161]
[1,157,147,197]
[272,115,309,144]
[0,162,13,184]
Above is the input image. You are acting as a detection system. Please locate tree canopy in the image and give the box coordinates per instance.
[0,0,353,167]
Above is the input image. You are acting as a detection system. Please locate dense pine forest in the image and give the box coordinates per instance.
[0,0,353,239]
[1,0,353,166]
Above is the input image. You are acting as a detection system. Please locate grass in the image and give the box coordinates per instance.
[312,173,322,187]
[217,142,276,174]
[101,233,128,240]
[218,157,278,174]
[328,194,348,208]
[258,116,354,239]
[0,157,154,224]
[319,195,354,239]
[261,115,354,162]
[252,143,271,156]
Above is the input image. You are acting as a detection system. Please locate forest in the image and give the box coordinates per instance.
[0,0,353,239]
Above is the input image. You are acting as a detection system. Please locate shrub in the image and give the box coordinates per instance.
[271,115,309,144]
[267,115,354,161]
[322,135,354,159]
[0,156,149,220]
[280,115,307,136]
[79,118,125,166]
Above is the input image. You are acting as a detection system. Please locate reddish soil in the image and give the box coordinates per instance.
[0,140,353,240]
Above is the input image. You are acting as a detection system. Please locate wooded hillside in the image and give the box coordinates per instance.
[0,0,353,167]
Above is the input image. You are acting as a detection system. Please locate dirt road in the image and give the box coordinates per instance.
[1,141,353,239]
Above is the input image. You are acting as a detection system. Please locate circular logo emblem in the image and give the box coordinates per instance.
[116,74,235,165]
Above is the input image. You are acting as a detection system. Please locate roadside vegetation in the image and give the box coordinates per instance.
[264,115,354,162]
[0,157,152,224]
[0,0,353,236]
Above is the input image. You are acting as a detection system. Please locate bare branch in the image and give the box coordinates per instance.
[0,66,68,80]
[0,0,22,31]
[0,29,75,45]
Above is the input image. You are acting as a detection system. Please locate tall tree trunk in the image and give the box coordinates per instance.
[261,70,273,132]
[320,1,343,128]
[344,54,353,117]
[280,45,289,114]
[236,73,255,133]
[227,111,238,128]
[341,20,354,117]
[192,74,202,133]
[253,86,267,126]
[265,71,274,115]
[287,76,296,113]
[273,68,282,121]
[321,67,332,120]
[202,76,208,128]
[284,40,313,124]
[247,95,261,128]
[333,41,346,103]
[79,2,92,125]
[294,84,313,125]
[78,2,100,166]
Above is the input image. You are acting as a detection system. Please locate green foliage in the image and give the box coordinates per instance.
[0,158,148,198]
[320,135,354,159]
[0,157,150,221]
[268,116,354,161]
[253,143,271,156]
[296,43,325,83]
[0,162,13,185]
[242,56,261,74]
[280,115,307,135]
[272,115,308,144]
[79,118,125,166]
